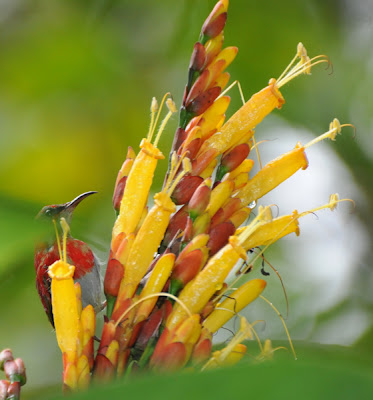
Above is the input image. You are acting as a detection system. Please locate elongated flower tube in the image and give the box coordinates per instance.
[237,143,308,206]
[166,235,247,330]
[48,261,79,387]
[203,279,267,333]
[116,156,191,300]
[113,139,164,238]
[112,146,136,213]
[113,97,176,238]
[134,253,175,324]
[47,218,95,390]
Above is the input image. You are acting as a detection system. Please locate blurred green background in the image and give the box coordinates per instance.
[0,0,372,397]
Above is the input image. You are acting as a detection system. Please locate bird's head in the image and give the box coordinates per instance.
[36,191,97,225]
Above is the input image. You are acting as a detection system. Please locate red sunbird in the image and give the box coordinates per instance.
[34,191,103,326]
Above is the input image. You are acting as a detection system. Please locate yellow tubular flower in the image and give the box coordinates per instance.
[238,143,308,206]
[166,235,246,330]
[198,78,284,157]
[228,159,254,179]
[203,317,252,370]
[134,253,175,323]
[197,96,230,139]
[48,260,80,364]
[113,139,164,238]
[203,279,267,333]
[239,211,300,250]
[206,180,234,217]
[118,192,176,299]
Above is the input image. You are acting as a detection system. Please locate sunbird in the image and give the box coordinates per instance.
[34,191,102,326]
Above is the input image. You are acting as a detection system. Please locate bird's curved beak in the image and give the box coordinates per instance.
[65,191,97,211]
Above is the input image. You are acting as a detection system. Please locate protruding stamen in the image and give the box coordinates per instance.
[304,119,356,148]
[153,98,177,147]
[259,295,297,360]
[167,157,192,196]
[60,218,70,264]
[299,193,355,217]
[53,219,63,260]
[148,97,158,140]
[236,205,271,246]
[164,152,184,192]
[276,43,330,89]
[113,292,192,329]
[147,92,170,143]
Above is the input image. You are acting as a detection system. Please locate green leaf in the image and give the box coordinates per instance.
[44,343,373,400]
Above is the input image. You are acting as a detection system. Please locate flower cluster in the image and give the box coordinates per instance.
[0,349,26,400]
[34,0,353,392]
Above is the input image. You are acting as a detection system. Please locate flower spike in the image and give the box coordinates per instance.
[31,0,355,389]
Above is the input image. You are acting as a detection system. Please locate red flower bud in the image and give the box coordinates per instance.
[172,175,204,205]
[189,179,212,220]
[112,176,127,212]
[104,259,124,299]
[185,69,210,108]
[172,248,205,287]
[0,380,9,398]
[191,330,212,365]
[186,87,221,116]
[189,42,206,72]
[207,221,236,256]
[171,127,188,153]
[0,349,13,370]
[151,342,187,371]
[162,205,188,249]
[93,354,115,381]
[192,148,219,176]
[6,382,20,400]
[136,309,163,350]
[217,143,250,181]
[182,137,202,160]
[201,1,228,39]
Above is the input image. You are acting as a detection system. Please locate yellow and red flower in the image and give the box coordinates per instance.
[38,0,354,390]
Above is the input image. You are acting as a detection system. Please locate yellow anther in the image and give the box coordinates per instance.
[165,152,192,196]
[150,95,177,148]
[305,119,355,148]
[151,96,158,113]
[276,43,330,89]
[329,193,339,211]
[166,98,177,113]
[297,42,307,58]
[147,92,170,143]
[299,194,355,217]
